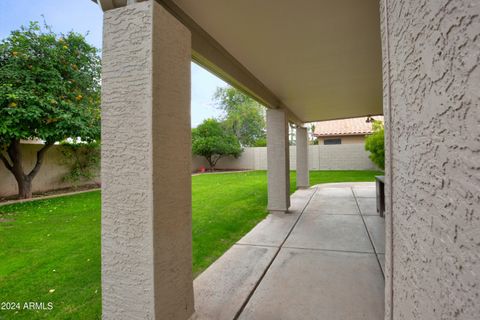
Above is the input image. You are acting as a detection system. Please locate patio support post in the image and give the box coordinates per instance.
[101,1,193,319]
[267,108,290,213]
[296,126,309,189]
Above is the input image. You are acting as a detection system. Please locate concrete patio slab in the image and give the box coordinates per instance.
[238,248,385,320]
[194,244,276,320]
[352,186,377,198]
[237,187,316,247]
[288,187,317,212]
[193,182,385,319]
[364,216,386,254]
[237,212,299,247]
[284,214,374,253]
[304,197,360,215]
[315,187,355,198]
[356,197,379,215]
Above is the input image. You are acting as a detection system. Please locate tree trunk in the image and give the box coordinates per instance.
[206,157,216,171]
[17,175,33,199]
[206,155,225,172]
[0,139,53,199]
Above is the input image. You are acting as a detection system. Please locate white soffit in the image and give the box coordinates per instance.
[172,0,383,122]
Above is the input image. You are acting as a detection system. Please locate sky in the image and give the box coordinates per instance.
[0,0,227,127]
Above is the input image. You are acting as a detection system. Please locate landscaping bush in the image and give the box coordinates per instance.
[365,120,385,170]
[192,119,243,170]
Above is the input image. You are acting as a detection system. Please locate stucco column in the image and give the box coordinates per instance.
[267,108,290,212]
[296,126,309,188]
[101,1,193,320]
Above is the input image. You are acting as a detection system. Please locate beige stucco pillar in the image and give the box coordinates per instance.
[296,126,309,189]
[267,108,290,212]
[101,1,193,319]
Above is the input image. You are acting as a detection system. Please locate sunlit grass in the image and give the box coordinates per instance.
[0,170,381,319]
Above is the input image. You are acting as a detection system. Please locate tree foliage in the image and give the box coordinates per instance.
[365,120,385,170]
[192,119,243,170]
[213,87,266,147]
[253,137,267,147]
[0,22,101,198]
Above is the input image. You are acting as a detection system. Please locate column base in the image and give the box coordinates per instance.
[296,186,310,190]
[269,209,291,214]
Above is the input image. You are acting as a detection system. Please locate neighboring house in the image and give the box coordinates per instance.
[313,116,384,145]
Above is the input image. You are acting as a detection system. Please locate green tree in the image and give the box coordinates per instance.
[253,137,267,147]
[365,120,385,170]
[0,22,101,198]
[192,119,243,170]
[214,87,266,147]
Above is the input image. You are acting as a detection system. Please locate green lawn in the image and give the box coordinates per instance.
[0,170,380,319]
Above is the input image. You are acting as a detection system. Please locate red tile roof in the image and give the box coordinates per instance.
[313,116,384,136]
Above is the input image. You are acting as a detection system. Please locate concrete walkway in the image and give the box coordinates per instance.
[193,182,385,320]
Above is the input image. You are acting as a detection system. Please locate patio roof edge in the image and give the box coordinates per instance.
[155,0,304,125]
[94,0,305,124]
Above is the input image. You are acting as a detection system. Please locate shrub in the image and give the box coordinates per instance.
[365,120,385,170]
[192,119,243,170]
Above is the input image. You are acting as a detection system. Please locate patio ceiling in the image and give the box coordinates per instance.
[97,0,383,123]
[166,0,383,123]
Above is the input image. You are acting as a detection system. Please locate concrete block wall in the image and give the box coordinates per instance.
[216,148,256,170]
[0,144,99,197]
[254,147,268,170]
[192,144,378,171]
[317,145,378,170]
[1,144,377,197]
[381,0,480,319]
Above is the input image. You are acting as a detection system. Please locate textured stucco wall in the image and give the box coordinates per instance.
[266,109,290,212]
[0,144,99,197]
[296,127,310,187]
[381,0,480,319]
[101,2,193,319]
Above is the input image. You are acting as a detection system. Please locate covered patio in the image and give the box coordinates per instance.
[95,0,480,319]
[97,0,384,317]
[194,182,385,319]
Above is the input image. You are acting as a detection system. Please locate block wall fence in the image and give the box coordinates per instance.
[0,144,377,197]
[0,144,100,197]
[193,144,378,171]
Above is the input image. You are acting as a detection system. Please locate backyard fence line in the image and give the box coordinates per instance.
[0,144,376,197]
[0,143,100,198]
[193,144,378,171]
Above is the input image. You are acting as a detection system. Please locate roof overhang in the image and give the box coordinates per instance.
[95,0,383,124]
